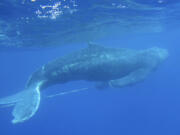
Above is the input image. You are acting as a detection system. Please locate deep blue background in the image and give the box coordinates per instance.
[0,0,180,135]
[0,28,180,135]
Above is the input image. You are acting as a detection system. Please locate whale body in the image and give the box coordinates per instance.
[0,44,168,124]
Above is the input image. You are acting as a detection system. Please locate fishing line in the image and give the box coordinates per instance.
[46,87,89,98]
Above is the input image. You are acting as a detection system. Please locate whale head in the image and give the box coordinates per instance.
[150,47,169,62]
[143,47,169,69]
[149,47,169,70]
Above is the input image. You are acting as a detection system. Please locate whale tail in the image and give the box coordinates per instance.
[0,83,41,124]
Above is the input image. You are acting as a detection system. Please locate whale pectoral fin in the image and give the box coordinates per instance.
[109,68,151,88]
[95,82,109,90]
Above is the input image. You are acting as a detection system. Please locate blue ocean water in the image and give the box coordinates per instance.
[0,0,180,135]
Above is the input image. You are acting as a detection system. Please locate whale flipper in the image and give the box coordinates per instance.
[0,84,41,124]
[109,68,150,88]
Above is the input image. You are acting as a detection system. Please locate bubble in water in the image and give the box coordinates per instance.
[35,0,78,20]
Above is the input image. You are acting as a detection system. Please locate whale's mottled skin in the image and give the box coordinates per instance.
[0,44,168,124]
[27,44,168,89]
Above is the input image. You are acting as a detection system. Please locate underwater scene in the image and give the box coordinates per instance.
[0,0,180,134]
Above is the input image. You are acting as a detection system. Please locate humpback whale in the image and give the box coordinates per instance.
[0,44,168,124]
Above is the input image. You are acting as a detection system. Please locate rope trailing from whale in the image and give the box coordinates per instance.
[46,87,89,98]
